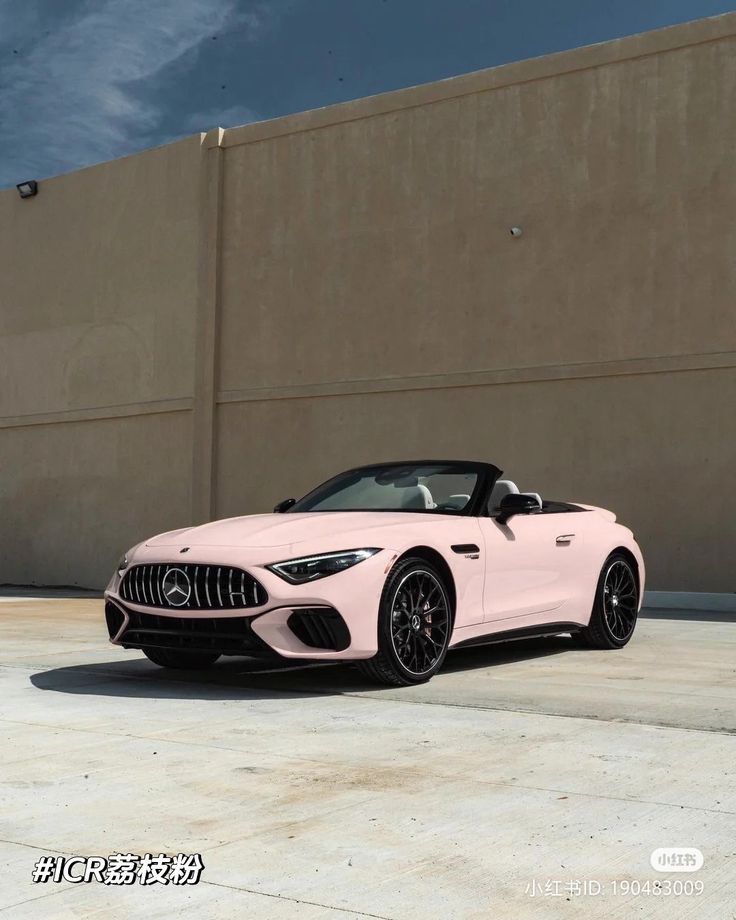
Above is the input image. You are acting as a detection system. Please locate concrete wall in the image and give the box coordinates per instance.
[2,14,735,590]
[0,136,202,587]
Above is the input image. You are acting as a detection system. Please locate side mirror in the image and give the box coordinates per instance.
[496,493,540,525]
[273,498,296,513]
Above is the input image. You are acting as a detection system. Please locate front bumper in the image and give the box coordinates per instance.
[104,548,395,660]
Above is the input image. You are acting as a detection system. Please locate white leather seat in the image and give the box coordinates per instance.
[488,479,519,513]
[416,483,436,509]
[400,484,435,509]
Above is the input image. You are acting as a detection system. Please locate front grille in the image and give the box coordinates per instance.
[120,563,267,610]
[120,608,271,656]
[287,608,351,652]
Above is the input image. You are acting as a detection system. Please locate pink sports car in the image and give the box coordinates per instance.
[105,461,644,686]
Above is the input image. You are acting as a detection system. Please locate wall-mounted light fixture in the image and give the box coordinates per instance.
[509,226,523,237]
[16,180,38,199]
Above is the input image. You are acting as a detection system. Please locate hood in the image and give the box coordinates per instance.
[146,511,436,550]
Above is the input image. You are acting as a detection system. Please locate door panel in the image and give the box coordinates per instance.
[478,513,584,623]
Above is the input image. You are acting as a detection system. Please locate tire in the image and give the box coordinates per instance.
[577,553,639,649]
[358,557,453,686]
[142,647,221,670]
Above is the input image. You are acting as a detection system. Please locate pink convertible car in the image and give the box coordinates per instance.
[105,461,644,686]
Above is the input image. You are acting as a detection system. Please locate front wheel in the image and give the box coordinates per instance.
[358,558,453,686]
[577,553,639,649]
[142,647,221,670]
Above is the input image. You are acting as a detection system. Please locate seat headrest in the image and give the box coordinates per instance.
[488,479,520,513]
[400,484,435,510]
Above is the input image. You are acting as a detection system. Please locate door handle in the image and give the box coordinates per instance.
[556,534,575,545]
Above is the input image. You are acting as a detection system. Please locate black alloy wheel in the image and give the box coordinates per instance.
[602,559,638,641]
[578,553,639,649]
[358,557,452,686]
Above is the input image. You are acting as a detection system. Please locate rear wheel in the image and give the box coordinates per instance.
[142,647,221,670]
[577,553,639,649]
[358,558,452,686]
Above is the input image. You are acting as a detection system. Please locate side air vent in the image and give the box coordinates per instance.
[104,601,126,640]
[287,608,351,652]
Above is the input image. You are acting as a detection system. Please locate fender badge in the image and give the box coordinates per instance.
[180,547,190,554]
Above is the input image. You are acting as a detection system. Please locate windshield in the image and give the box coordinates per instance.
[289,463,481,514]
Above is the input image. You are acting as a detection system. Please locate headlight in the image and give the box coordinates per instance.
[266,548,380,584]
[117,554,129,574]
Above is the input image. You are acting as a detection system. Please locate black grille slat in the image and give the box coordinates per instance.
[120,563,267,610]
[193,566,201,608]
[306,617,324,647]
[318,618,332,647]
[216,567,223,608]
[154,565,164,607]
[308,620,322,646]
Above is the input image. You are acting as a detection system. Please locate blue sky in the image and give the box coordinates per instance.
[1,0,734,187]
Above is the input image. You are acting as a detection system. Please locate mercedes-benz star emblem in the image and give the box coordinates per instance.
[161,567,191,607]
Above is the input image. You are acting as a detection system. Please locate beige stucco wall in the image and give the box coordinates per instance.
[2,13,735,590]
[0,136,202,586]
[1,412,193,588]
[216,366,735,593]
[218,35,736,389]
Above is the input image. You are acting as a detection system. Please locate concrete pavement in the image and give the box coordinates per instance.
[1,597,734,918]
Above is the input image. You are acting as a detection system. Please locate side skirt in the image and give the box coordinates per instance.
[451,622,582,650]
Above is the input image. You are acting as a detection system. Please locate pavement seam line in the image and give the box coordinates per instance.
[201,878,396,919]
[0,837,76,857]
[0,882,74,914]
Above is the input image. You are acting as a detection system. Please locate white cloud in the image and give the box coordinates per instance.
[0,0,270,185]
[237,2,283,41]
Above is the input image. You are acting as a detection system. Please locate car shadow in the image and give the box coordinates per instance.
[29,636,575,702]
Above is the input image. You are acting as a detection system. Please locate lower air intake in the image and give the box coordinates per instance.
[287,608,351,652]
[119,608,271,656]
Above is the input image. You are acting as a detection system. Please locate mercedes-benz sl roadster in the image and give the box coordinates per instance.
[105,461,644,686]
